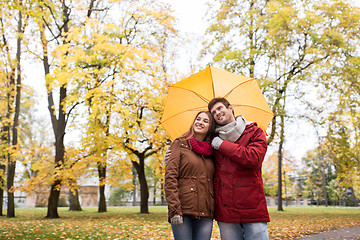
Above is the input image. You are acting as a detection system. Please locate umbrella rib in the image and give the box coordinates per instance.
[210,66,216,98]
[232,104,274,116]
[224,78,256,98]
[171,86,211,102]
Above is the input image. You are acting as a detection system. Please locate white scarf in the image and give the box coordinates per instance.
[215,115,251,142]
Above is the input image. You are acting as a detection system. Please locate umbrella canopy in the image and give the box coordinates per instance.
[161,66,274,140]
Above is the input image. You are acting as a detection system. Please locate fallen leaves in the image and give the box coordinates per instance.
[0,206,359,239]
[267,207,360,239]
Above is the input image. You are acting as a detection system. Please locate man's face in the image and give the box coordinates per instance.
[210,102,235,126]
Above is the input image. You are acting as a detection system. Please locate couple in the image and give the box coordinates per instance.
[164,97,270,240]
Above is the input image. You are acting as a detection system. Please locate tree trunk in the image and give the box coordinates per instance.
[69,188,82,211]
[46,180,61,218]
[349,186,358,207]
[98,184,107,212]
[153,182,156,205]
[153,170,156,205]
[6,160,16,218]
[7,7,23,218]
[283,170,287,207]
[40,0,69,219]
[159,165,166,206]
[4,107,11,217]
[46,119,66,219]
[318,144,328,207]
[277,114,284,211]
[0,165,4,216]
[322,170,328,207]
[0,180,3,216]
[46,143,65,218]
[0,128,6,216]
[161,181,166,206]
[40,26,60,218]
[277,141,283,211]
[98,164,107,212]
[0,186,3,216]
[133,159,149,214]
[132,169,137,206]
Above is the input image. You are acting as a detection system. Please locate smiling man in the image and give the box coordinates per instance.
[208,97,270,240]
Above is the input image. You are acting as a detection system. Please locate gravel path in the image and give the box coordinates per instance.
[297,227,360,240]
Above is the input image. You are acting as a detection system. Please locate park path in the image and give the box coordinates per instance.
[297,227,360,240]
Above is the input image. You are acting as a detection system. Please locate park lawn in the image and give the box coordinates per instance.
[0,206,360,239]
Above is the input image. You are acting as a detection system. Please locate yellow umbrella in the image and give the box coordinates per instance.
[161,66,274,140]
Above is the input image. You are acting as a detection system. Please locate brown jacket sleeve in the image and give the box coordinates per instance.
[164,139,182,219]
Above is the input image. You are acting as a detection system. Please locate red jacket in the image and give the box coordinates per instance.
[213,122,270,223]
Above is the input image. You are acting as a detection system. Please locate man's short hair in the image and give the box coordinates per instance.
[208,97,231,112]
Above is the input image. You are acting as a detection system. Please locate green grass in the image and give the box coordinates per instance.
[0,207,171,239]
[1,206,360,239]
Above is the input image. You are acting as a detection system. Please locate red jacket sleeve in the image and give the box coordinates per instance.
[217,127,267,169]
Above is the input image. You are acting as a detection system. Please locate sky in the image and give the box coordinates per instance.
[162,0,209,35]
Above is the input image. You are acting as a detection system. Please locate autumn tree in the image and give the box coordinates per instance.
[301,146,336,205]
[16,90,54,208]
[27,0,118,218]
[263,150,299,202]
[0,0,28,217]
[31,0,178,217]
[34,0,177,215]
[324,114,359,206]
[263,152,280,197]
[203,0,360,211]
[321,3,360,205]
[51,16,124,213]
[115,37,176,213]
[297,0,360,206]
[108,1,176,213]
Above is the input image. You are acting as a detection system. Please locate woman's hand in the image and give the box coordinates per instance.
[170,214,183,225]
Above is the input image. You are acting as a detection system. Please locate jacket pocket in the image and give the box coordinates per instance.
[232,177,259,209]
[179,181,196,209]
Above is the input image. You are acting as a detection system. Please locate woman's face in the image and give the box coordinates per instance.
[193,112,210,136]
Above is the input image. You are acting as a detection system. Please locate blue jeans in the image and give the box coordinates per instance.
[171,215,213,240]
[218,222,269,240]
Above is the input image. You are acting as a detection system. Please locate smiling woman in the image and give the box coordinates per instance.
[164,111,216,240]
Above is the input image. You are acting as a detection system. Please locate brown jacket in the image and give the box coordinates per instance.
[165,137,215,221]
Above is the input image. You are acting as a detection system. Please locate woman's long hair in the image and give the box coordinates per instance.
[181,111,216,143]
